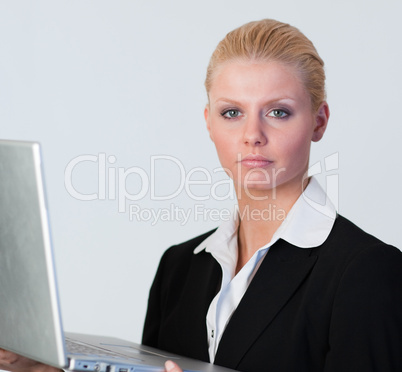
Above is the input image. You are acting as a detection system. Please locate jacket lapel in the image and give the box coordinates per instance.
[214,239,318,369]
[175,250,221,362]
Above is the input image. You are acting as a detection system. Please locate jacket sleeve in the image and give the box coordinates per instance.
[141,249,169,347]
[324,244,402,372]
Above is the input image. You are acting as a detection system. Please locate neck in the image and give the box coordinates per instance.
[235,178,308,274]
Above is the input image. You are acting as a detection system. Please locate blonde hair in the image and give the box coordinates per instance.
[205,19,326,112]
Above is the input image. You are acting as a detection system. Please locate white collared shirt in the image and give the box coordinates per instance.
[193,177,337,363]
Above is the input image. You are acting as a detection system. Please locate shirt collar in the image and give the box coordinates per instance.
[194,177,337,254]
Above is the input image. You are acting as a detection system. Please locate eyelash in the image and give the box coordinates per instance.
[220,108,290,120]
[221,109,242,119]
[268,109,290,119]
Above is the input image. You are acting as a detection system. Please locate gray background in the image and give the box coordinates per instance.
[0,0,401,344]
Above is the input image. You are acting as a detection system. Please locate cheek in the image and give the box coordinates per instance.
[211,130,237,161]
[276,128,312,167]
[289,135,311,156]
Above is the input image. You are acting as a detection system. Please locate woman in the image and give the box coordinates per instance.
[142,19,402,372]
[1,18,402,372]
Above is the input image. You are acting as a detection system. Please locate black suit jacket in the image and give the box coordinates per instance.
[142,215,402,372]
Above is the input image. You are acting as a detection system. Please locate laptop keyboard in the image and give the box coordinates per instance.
[66,338,197,372]
[66,338,126,359]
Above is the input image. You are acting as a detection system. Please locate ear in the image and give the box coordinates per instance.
[312,101,330,142]
[204,104,214,142]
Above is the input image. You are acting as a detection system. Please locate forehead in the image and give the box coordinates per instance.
[208,60,309,105]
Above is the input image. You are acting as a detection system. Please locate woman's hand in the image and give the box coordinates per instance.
[0,350,182,372]
[0,349,62,372]
[164,360,183,372]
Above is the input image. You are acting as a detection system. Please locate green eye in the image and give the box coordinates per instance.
[222,109,241,118]
[269,109,288,118]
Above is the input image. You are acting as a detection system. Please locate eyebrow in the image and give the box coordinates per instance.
[213,97,297,106]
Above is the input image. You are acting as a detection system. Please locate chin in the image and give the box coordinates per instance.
[236,178,278,195]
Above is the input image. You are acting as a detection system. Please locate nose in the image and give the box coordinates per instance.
[243,115,268,146]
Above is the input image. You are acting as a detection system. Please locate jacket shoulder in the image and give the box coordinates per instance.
[161,228,217,265]
[322,214,400,256]
[316,214,402,291]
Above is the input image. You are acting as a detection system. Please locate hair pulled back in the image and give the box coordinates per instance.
[205,19,326,111]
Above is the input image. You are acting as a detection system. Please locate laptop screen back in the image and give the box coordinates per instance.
[0,140,67,367]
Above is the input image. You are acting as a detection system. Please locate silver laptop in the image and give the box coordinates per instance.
[0,139,236,372]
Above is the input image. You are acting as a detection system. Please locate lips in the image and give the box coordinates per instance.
[240,154,273,168]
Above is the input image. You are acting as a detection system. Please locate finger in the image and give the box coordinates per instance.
[0,349,19,364]
[164,360,183,372]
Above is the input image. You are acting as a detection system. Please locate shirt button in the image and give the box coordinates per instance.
[211,330,214,338]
